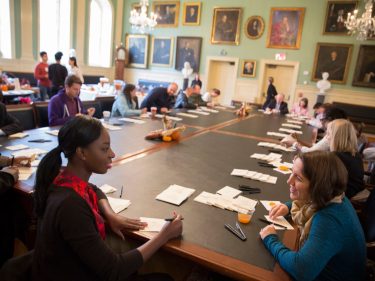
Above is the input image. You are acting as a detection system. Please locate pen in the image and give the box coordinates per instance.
[235,222,247,239]
[28,139,52,143]
[258,218,288,230]
[164,217,184,221]
[224,224,247,241]
[120,185,123,198]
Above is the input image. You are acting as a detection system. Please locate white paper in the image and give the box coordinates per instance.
[176,112,199,118]
[264,215,294,230]
[154,114,182,121]
[287,119,303,125]
[200,107,219,113]
[279,128,302,135]
[107,197,131,213]
[139,217,167,232]
[216,186,242,199]
[231,169,248,177]
[267,132,289,138]
[102,123,122,131]
[156,184,195,206]
[194,191,216,205]
[232,196,257,211]
[265,176,278,184]
[45,130,59,136]
[210,194,232,209]
[261,200,281,211]
[99,184,117,194]
[281,123,302,129]
[6,144,29,151]
[118,117,146,124]
[12,148,48,157]
[187,109,210,115]
[8,132,28,139]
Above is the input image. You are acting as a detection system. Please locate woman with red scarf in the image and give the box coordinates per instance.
[32,116,182,281]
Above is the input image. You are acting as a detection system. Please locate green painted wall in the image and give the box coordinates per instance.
[123,0,375,93]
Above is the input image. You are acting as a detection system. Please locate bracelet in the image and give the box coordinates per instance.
[11,156,14,166]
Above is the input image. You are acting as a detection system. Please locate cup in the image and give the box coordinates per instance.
[151,107,157,117]
[237,209,255,224]
[114,80,123,91]
[103,111,111,122]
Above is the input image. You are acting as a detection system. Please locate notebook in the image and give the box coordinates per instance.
[156,184,195,206]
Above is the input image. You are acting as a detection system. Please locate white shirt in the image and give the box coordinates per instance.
[69,66,84,83]
[300,135,329,153]
[202,92,212,103]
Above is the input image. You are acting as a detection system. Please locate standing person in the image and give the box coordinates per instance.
[68,57,84,84]
[260,151,366,281]
[32,116,183,280]
[190,73,202,89]
[111,84,146,117]
[140,83,178,113]
[48,51,68,97]
[48,75,95,126]
[34,51,50,101]
[262,77,278,109]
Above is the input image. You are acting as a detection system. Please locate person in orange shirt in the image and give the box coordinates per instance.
[34,51,51,101]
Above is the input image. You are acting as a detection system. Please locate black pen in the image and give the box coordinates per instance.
[164,217,184,221]
[120,185,123,198]
[225,224,246,241]
[28,139,52,143]
[258,218,288,230]
[235,222,247,239]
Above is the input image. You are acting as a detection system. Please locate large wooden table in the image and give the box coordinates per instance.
[0,109,314,280]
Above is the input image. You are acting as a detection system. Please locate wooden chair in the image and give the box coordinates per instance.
[6,104,36,130]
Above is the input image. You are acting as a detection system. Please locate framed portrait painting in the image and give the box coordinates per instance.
[152,1,180,27]
[311,42,353,84]
[182,2,201,25]
[131,2,147,14]
[125,34,149,69]
[150,37,174,67]
[240,60,256,77]
[352,45,375,88]
[245,16,265,39]
[323,1,358,35]
[175,36,202,73]
[266,7,305,49]
[210,7,242,45]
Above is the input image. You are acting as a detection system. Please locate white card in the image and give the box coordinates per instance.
[8,132,28,139]
[118,117,145,124]
[261,200,281,211]
[194,191,216,205]
[231,169,248,177]
[6,144,29,151]
[216,186,242,199]
[45,130,59,136]
[176,112,199,118]
[102,123,122,131]
[107,197,131,213]
[139,217,167,232]
[99,184,117,194]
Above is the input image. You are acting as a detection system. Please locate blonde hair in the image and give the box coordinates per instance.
[328,119,357,155]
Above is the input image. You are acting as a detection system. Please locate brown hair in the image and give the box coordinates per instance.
[65,74,82,87]
[212,88,221,95]
[297,151,347,210]
[328,119,357,156]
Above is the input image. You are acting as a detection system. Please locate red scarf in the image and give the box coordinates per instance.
[53,169,106,240]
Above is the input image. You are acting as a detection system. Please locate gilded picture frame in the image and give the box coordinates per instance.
[311,42,353,84]
[182,2,202,26]
[175,36,202,73]
[352,45,375,88]
[125,34,149,69]
[323,1,358,35]
[150,37,174,67]
[245,16,265,40]
[266,7,305,50]
[152,1,180,27]
[240,60,256,77]
[210,7,242,45]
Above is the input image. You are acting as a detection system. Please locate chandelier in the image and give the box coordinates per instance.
[345,0,375,40]
[129,0,157,33]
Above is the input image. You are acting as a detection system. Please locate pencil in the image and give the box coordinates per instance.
[120,185,123,198]
[258,218,288,229]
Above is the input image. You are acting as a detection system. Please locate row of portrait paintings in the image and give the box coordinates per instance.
[126,34,202,73]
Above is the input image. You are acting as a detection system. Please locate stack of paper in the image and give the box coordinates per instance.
[118,117,146,124]
[216,186,242,198]
[139,217,167,232]
[279,128,302,135]
[154,114,182,121]
[12,148,48,158]
[45,130,59,136]
[287,119,303,125]
[231,169,278,184]
[99,184,117,193]
[267,132,289,138]
[263,111,272,115]
[156,184,196,206]
[176,112,198,118]
[281,123,302,129]
[107,197,131,213]
[6,144,29,151]
[8,132,28,139]
[187,109,210,115]
[250,152,282,162]
[257,142,294,152]
[18,167,37,181]
[264,215,294,230]
[102,123,122,131]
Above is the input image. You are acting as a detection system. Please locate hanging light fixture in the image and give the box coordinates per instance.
[345,0,375,40]
[129,0,157,33]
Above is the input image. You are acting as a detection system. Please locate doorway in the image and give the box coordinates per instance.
[257,60,299,105]
[205,56,239,106]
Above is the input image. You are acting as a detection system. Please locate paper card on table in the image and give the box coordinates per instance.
[264,215,294,230]
[45,130,59,136]
[250,153,263,159]
[102,123,122,131]
[176,112,198,118]
[8,132,28,139]
[261,200,281,211]
[12,148,48,157]
[259,174,270,182]
[232,196,257,211]
[216,186,242,199]
[187,109,210,115]
[243,171,256,178]
[231,169,248,177]
[107,197,131,213]
[279,128,303,135]
[6,144,29,151]
[214,106,227,110]
[154,114,183,121]
[200,107,219,113]
[251,172,263,180]
[194,191,216,205]
[273,167,292,174]
[281,123,302,129]
[118,117,146,124]
[287,119,303,125]
[211,194,232,209]
[156,184,195,206]
[99,184,117,194]
[139,217,167,232]
[267,132,289,138]
[265,176,278,184]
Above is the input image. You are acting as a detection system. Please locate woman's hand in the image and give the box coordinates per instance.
[107,214,147,240]
[13,156,32,167]
[269,203,289,220]
[160,213,183,241]
[259,224,277,240]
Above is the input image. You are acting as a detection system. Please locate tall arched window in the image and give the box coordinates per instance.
[39,0,71,64]
[88,0,113,67]
[0,0,12,58]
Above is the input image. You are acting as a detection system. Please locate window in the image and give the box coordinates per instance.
[88,0,113,67]
[0,0,12,58]
[39,0,71,64]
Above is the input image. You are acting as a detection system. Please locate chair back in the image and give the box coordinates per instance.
[6,104,36,130]
[33,102,49,128]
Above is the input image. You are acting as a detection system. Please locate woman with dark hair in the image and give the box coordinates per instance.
[290,97,309,117]
[68,57,84,83]
[260,151,366,281]
[32,116,182,280]
[111,84,146,117]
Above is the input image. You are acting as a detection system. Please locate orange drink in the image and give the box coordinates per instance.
[237,209,255,224]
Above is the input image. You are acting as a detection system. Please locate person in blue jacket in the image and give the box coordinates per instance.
[260,151,366,281]
[111,84,146,117]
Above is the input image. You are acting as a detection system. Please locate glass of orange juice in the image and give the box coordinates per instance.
[237,209,255,224]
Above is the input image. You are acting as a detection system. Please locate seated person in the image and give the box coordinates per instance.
[32,116,183,280]
[290,97,309,117]
[48,75,95,126]
[187,85,206,107]
[260,151,366,281]
[111,84,146,117]
[140,82,178,113]
[175,87,197,109]
[266,94,289,115]
[0,96,23,136]
[326,119,364,198]
[307,102,326,129]
[202,88,221,107]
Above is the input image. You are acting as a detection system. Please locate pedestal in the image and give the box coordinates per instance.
[183,78,189,90]
[316,94,325,104]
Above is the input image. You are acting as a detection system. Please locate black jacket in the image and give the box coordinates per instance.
[174,90,197,109]
[267,100,289,115]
